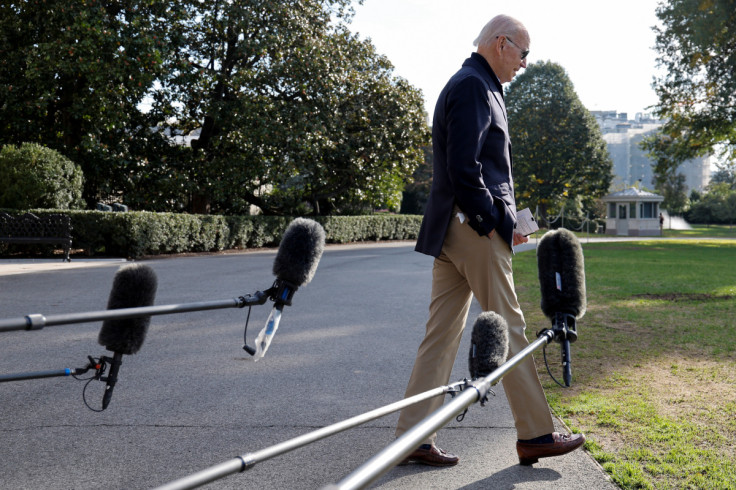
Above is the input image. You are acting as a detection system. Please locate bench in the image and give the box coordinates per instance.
[0,212,73,261]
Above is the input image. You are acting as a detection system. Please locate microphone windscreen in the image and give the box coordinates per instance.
[98,264,158,355]
[537,228,586,319]
[468,311,509,379]
[272,218,325,287]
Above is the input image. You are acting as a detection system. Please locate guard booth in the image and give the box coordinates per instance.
[602,188,664,236]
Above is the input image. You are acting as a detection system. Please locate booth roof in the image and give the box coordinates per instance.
[602,187,664,201]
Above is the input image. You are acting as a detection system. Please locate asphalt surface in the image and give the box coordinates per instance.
[0,241,616,489]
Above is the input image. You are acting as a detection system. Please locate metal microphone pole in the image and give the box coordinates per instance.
[152,380,468,490]
[326,329,557,490]
[0,364,96,382]
[0,291,271,333]
[155,328,560,490]
[0,291,272,385]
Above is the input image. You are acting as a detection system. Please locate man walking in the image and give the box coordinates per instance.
[396,14,585,467]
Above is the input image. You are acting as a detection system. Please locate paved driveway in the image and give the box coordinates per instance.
[0,243,615,489]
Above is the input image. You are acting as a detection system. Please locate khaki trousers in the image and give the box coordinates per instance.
[395,212,555,444]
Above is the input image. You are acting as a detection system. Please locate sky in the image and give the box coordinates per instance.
[348,0,664,121]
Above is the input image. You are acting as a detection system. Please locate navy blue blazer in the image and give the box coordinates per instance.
[415,52,518,258]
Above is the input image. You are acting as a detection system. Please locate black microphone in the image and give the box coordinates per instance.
[271,217,326,301]
[536,228,586,387]
[244,218,325,356]
[97,264,158,409]
[468,311,509,379]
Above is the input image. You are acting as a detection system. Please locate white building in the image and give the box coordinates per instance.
[592,111,712,193]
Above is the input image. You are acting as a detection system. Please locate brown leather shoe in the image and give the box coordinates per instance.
[399,444,460,467]
[516,432,586,466]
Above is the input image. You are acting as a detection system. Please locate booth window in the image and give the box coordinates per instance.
[640,202,656,218]
[609,203,617,218]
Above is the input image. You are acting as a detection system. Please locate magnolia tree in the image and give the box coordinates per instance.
[0,1,429,215]
[505,61,612,220]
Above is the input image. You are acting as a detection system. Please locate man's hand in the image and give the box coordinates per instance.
[513,231,528,246]
[489,230,528,246]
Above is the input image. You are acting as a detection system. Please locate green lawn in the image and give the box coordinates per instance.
[540,224,736,240]
[663,224,736,239]
[513,239,736,489]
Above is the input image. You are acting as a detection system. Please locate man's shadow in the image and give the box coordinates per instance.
[457,465,561,489]
[376,463,561,489]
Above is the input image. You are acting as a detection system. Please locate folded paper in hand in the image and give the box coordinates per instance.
[516,208,539,236]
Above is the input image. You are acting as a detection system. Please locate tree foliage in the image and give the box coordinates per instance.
[688,182,736,226]
[150,0,428,215]
[0,143,85,210]
[709,163,736,188]
[0,0,180,206]
[401,143,433,215]
[650,0,736,161]
[0,1,429,216]
[640,131,691,213]
[505,61,612,218]
[658,171,689,215]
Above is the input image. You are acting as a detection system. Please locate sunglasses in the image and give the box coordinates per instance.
[503,36,529,60]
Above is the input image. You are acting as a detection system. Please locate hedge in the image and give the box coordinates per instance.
[0,209,423,259]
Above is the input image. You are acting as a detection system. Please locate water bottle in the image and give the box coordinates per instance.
[252,306,283,360]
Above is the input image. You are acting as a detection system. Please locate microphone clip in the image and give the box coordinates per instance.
[95,355,115,382]
[77,355,116,412]
[267,279,298,307]
[447,380,474,421]
[551,312,577,344]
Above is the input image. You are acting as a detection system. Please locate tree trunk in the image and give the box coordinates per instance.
[191,192,211,214]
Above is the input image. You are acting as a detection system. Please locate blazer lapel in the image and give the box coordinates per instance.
[490,89,507,122]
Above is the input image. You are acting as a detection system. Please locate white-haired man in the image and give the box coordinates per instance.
[396,14,585,467]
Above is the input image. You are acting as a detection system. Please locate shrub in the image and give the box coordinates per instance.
[1,210,423,259]
[0,143,85,210]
